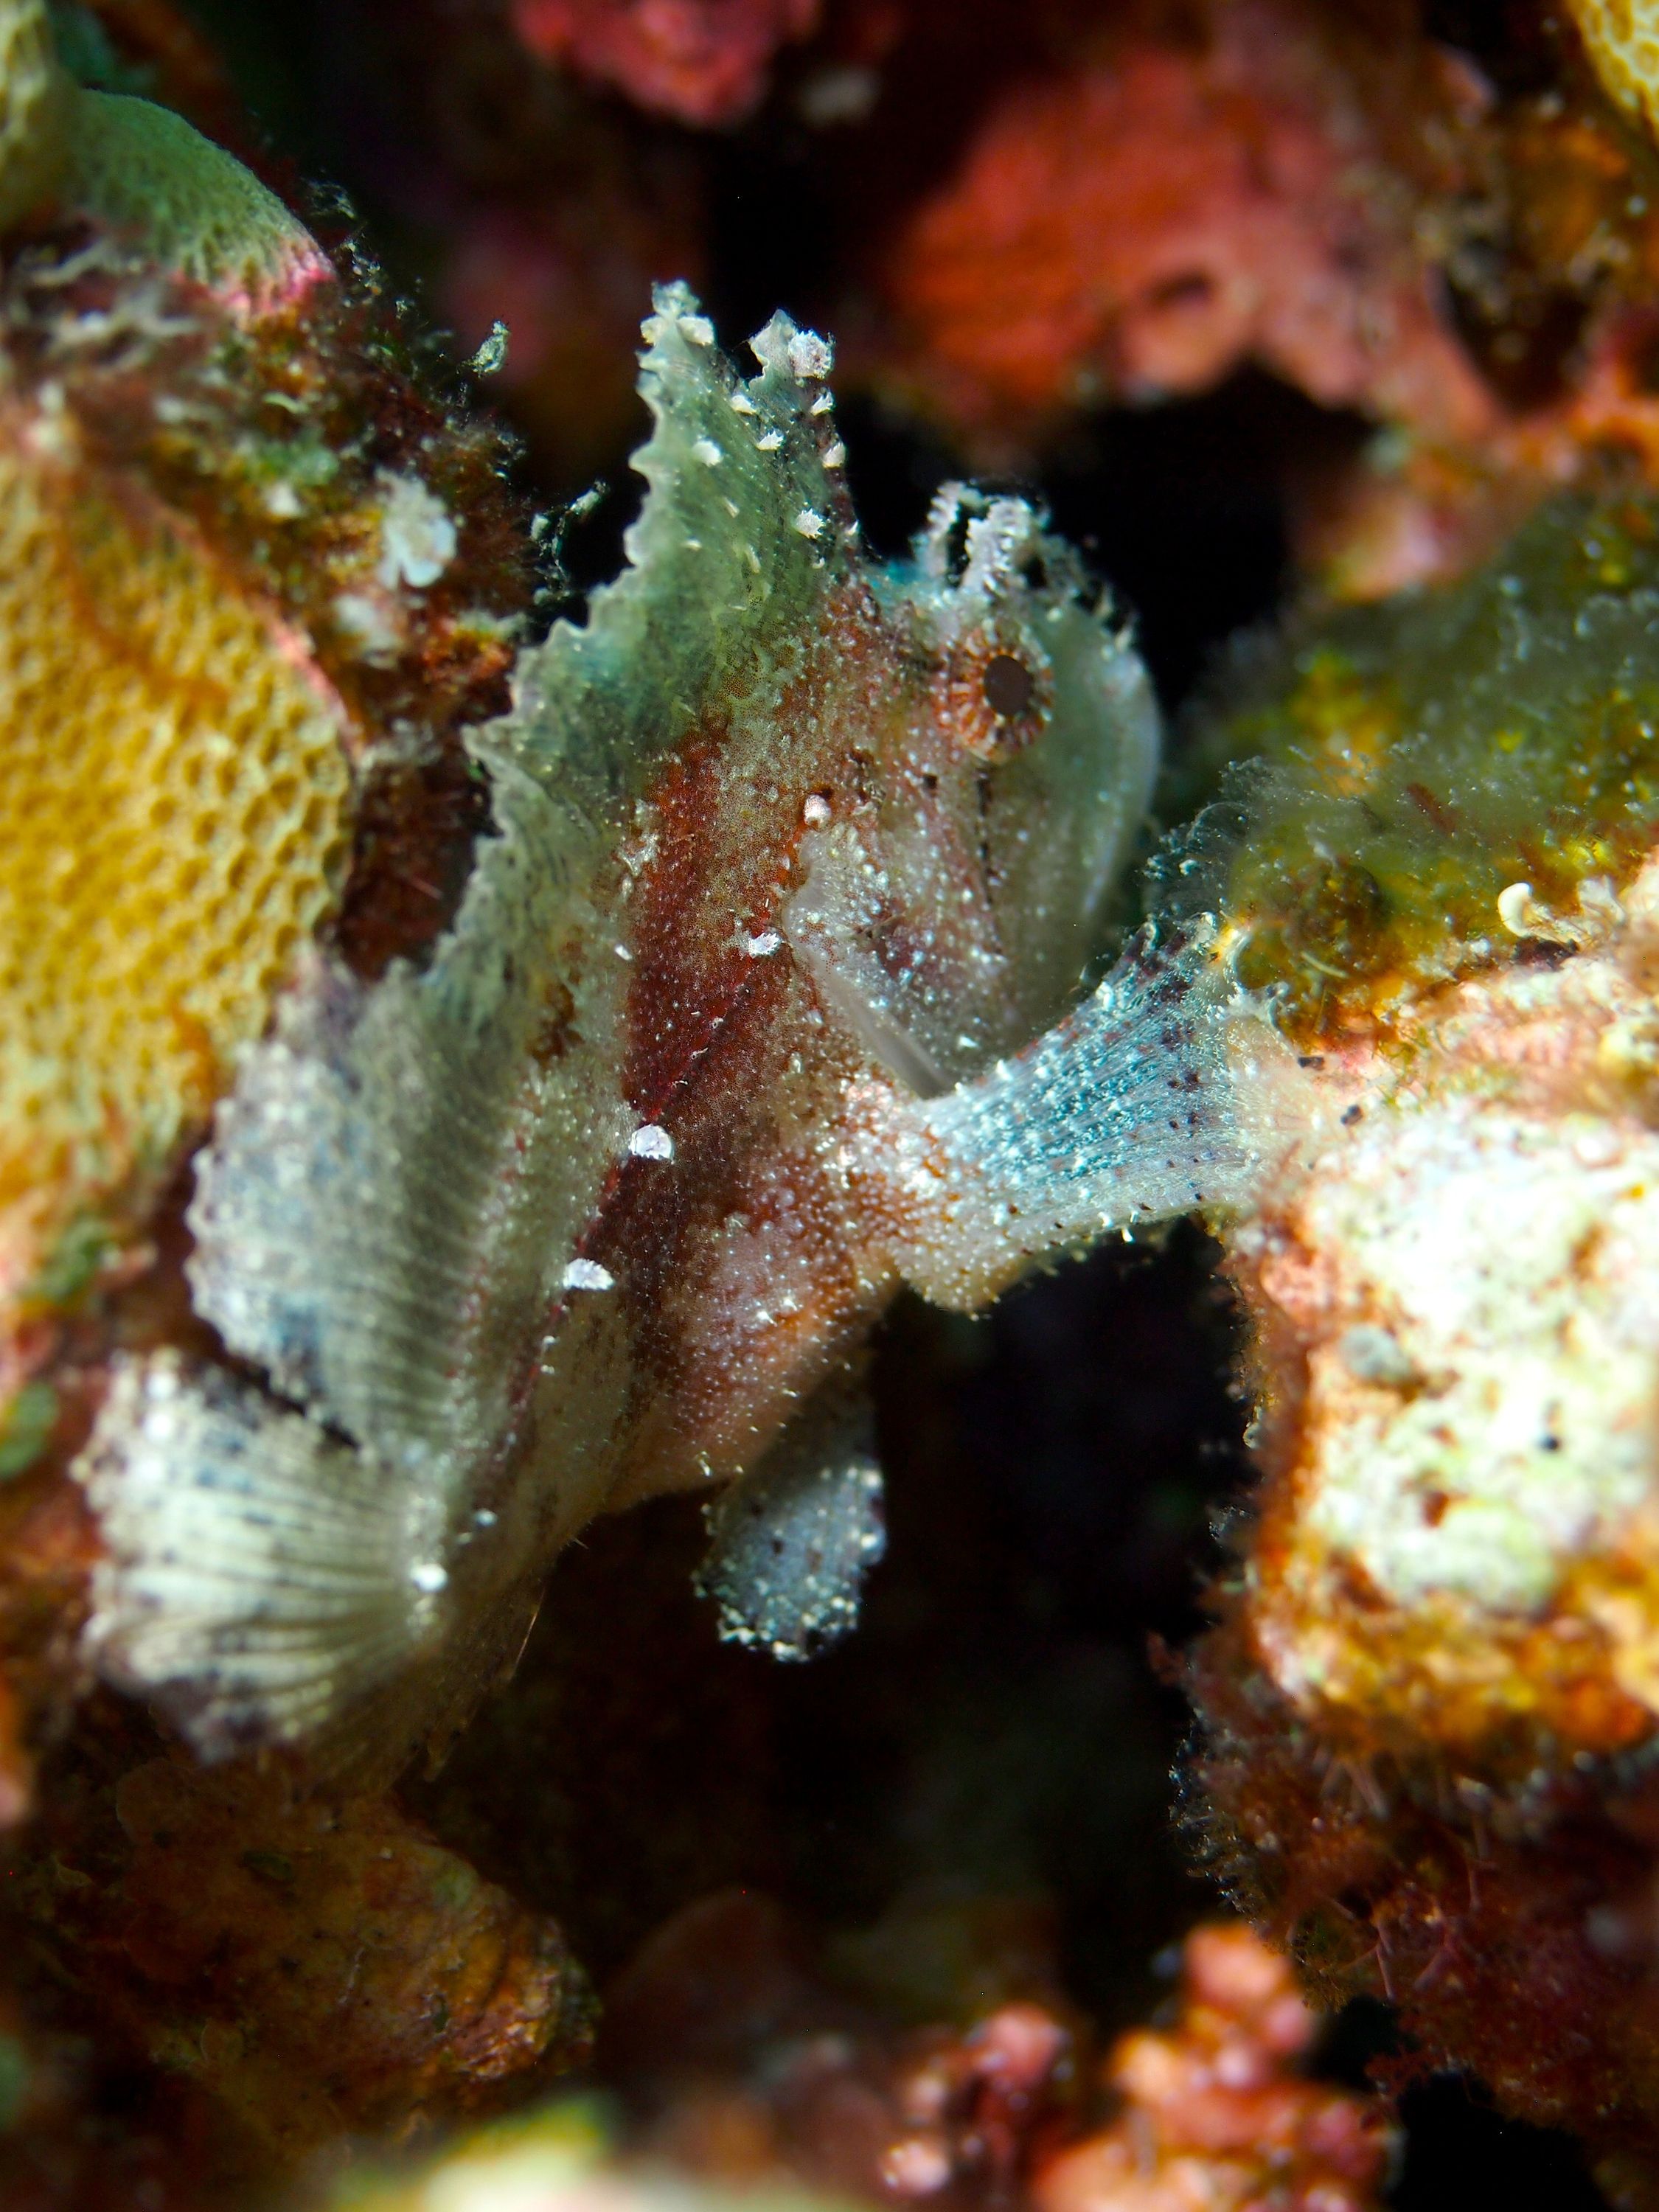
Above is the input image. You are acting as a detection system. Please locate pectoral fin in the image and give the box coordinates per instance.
[695,1374,886,1661]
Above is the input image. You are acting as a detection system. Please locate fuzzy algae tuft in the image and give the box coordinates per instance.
[1192,495,1659,1043]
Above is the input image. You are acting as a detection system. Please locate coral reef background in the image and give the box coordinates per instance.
[15,0,1659,2205]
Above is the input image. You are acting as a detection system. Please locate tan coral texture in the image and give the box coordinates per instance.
[1227,858,1659,1761]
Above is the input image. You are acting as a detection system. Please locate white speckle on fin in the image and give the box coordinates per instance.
[696,1375,884,1660]
[786,329,834,380]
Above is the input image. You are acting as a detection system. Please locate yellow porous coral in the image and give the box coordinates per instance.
[0,409,353,1304]
[0,0,364,1340]
[1569,0,1659,143]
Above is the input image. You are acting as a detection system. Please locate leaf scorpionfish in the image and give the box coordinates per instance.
[69,285,1277,1777]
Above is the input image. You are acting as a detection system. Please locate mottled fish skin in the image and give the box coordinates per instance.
[73,284,1245,1780]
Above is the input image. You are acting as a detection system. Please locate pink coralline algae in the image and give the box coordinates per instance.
[510,0,821,124]
[604,1888,1082,2209]
[874,0,1497,460]
[1034,1924,1394,2212]
[591,1902,1394,2212]
[323,1924,1391,2212]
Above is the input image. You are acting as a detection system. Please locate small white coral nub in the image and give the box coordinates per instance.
[375,472,459,591]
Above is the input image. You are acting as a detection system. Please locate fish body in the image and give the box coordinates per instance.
[77,287,1176,1775]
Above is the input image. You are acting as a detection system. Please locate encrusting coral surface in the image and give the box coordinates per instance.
[509,0,821,125]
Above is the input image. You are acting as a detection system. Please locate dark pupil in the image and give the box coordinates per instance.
[982,653,1034,719]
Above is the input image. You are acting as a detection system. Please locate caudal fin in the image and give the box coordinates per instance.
[77,1353,450,1765]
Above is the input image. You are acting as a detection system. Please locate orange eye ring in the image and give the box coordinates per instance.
[936,630,1052,760]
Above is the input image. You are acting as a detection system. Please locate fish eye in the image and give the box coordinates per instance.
[982,653,1035,720]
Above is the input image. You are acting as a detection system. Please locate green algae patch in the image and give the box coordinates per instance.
[0,2031,28,2131]
[0,1381,55,1481]
[1190,496,1659,1041]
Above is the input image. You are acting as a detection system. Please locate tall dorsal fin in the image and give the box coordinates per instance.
[75,288,869,1772]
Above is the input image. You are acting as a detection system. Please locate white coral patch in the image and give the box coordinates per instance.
[375,469,458,591]
[1292,1099,1659,1614]
[331,589,402,663]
